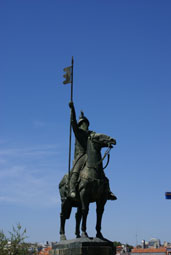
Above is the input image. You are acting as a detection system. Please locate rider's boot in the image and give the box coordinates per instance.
[104,177,117,200]
[69,172,79,198]
[108,191,117,200]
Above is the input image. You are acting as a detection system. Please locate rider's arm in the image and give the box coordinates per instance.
[69,102,80,136]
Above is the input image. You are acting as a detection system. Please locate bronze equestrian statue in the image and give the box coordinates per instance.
[68,102,115,200]
[59,102,117,240]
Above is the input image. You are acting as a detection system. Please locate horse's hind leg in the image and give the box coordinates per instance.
[59,200,72,241]
[96,200,106,239]
[75,206,82,238]
[60,211,66,241]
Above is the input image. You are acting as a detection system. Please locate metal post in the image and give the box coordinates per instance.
[68,57,74,193]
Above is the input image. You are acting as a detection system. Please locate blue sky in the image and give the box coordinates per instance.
[0,0,171,245]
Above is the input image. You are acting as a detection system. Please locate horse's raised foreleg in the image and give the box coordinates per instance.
[75,206,82,238]
[80,189,89,238]
[96,200,107,239]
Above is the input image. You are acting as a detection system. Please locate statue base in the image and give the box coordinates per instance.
[51,237,115,255]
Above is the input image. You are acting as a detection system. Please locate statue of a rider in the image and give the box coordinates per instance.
[69,101,117,201]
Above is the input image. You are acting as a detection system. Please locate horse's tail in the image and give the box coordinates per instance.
[59,174,68,189]
[59,174,69,201]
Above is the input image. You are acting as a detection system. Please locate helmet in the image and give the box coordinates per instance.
[78,111,90,127]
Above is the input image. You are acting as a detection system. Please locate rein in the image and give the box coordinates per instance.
[102,147,111,170]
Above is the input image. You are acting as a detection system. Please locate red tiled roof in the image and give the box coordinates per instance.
[132,248,167,253]
[38,246,52,255]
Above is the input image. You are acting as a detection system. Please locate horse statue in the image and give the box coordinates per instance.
[59,132,116,241]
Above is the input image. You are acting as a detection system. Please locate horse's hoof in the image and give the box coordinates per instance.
[60,234,67,241]
[96,232,104,239]
[76,234,81,238]
[81,232,88,238]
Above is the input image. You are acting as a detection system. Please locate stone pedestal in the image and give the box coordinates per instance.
[51,237,115,255]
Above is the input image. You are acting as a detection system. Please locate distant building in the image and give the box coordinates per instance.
[131,247,171,255]
[38,242,52,255]
[164,242,171,248]
[131,238,171,255]
[38,246,52,255]
[148,239,161,248]
[131,237,171,255]
[116,244,132,255]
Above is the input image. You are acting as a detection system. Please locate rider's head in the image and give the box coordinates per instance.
[78,111,89,131]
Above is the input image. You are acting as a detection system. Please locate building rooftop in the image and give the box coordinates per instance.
[132,248,167,253]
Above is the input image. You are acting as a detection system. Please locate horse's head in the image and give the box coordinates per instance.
[89,132,116,149]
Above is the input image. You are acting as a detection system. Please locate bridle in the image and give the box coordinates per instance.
[88,135,113,170]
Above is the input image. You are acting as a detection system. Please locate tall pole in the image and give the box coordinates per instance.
[68,57,74,192]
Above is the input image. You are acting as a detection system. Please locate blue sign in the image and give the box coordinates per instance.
[165,192,171,199]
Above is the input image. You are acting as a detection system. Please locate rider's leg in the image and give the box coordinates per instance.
[70,171,79,198]
[104,176,117,201]
[70,155,86,198]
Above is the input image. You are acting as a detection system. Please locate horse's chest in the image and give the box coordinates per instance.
[80,167,99,181]
[80,168,105,190]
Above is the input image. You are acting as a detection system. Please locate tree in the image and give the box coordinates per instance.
[0,224,37,255]
[125,243,134,252]
[0,230,8,255]
[113,241,122,247]
[8,223,30,255]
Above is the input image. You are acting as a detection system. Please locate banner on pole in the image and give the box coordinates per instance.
[63,66,72,85]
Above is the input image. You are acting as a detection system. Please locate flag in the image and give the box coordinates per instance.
[63,66,72,85]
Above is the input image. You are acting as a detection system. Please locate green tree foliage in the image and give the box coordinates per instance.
[125,243,134,252]
[8,223,29,255]
[113,241,122,247]
[0,224,36,255]
[0,230,8,255]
